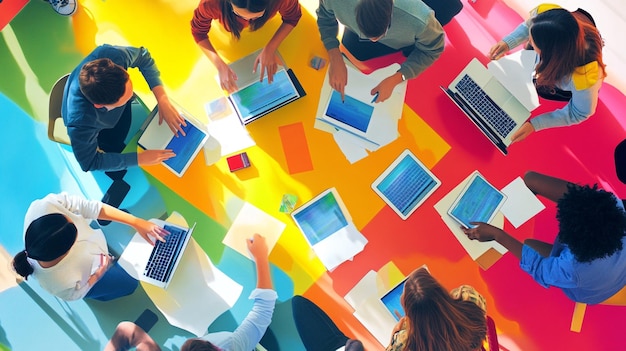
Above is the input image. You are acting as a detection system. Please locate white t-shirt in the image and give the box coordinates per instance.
[25,193,107,300]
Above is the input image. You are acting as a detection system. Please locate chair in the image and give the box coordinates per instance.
[481,315,500,351]
[570,285,626,332]
[48,74,70,144]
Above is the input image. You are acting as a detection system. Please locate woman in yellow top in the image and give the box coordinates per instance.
[489,4,605,143]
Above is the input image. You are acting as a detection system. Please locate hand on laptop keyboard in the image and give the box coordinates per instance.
[134,219,170,245]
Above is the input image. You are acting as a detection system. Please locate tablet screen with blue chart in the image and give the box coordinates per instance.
[163,121,207,175]
[381,278,407,321]
[292,190,349,246]
[230,69,298,123]
[325,90,374,133]
[448,172,506,228]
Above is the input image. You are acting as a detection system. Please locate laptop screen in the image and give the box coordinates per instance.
[163,121,207,174]
[381,278,407,321]
[325,90,374,133]
[292,191,349,246]
[448,173,506,228]
[230,69,298,123]
[372,150,441,219]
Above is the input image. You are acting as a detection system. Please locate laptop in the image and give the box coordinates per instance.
[134,219,195,288]
[227,49,306,125]
[372,149,442,220]
[441,58,532,155]
[138,105,209,177]
[447,171,507,228]
[321,90,375,141]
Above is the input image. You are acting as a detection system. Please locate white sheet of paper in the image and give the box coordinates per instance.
[222,202,286,258]
[487,49,540,111]
[315,61,404,151]
[434,173,508,260]
[500,176,546,228]
[344,270,397,347]
[333,130,372,163]
[118,214,243,337]
[311,222,368,271]
[204,99,255,158]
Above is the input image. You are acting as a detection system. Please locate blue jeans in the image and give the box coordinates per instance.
[85,261,138,301]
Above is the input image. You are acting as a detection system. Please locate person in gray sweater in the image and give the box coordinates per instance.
[316,0,444,103]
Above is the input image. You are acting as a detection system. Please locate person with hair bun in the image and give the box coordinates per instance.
[488,4,606,143]
[464,171,626,304]
[12,192,168,301]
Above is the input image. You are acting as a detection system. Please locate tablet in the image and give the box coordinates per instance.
[291,188,350,246]
[380,276,408,321]
[138,106,209,177]
[447,171,507,228]
[372,149,441,220]
[323,90,374,135]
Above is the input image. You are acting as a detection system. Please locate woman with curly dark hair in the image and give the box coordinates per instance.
[463,171,626,304]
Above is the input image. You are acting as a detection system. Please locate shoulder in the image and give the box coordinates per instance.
[572,61,603,90]
[533,3,562,16]
[394,0,433,19]
[450,285,487,312]
[196,0,222,14]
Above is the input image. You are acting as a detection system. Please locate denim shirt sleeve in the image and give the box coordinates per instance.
[520,244,579,289]
[228,288,277,351]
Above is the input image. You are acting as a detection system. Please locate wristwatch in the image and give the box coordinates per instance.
[399,72,407,81]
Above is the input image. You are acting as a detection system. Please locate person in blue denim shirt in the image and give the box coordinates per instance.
[62,44,186,173]
[463,171,626,304]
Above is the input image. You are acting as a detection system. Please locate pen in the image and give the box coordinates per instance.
[371,92,379,103]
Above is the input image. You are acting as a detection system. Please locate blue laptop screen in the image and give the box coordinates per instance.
[325,90,373,133]
[376,155,438,216]
[293,191,348,246]
[230,70,298,123]
[449,176,504,228]
[163,122,206,174]
[381,279,407,321]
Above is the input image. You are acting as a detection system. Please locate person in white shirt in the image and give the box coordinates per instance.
[12,192,166,301]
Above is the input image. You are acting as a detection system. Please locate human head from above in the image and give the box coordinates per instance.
[79,58,133,109]
[401,267,487,351]
[223,0,272,39]
[530,8,605,86]
[180,338,221,351]
[355,0,393,41]
[557,184,626,263]
[12,213,78,279]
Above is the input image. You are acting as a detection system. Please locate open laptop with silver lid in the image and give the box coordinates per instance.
[441,57,535,154]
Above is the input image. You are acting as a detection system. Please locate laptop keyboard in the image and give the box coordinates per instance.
[456,74,517,138]
[383,164,437,214]
[143,225,189,283]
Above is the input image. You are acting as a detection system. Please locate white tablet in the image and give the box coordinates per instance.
[372,149,441,220]
[447,171,507,228]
